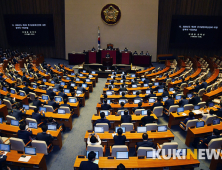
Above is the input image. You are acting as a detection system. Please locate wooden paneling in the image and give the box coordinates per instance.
[158,0,222,59]
[0,0,65,59]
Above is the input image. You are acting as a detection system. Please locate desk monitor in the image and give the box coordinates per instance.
[141,78,145,81]
[142,110,147,115]
[11,89,15,94]
[115,127,126,133]
[82,84,87,88]
[39,107,46,112]
[71,73,75,75]
[133,91,137,95]
[60,82,65,86]
[175,95,181,100]
[132,84,137,88]
[0,100,1,105]
[146,150,158,159]
[116,151,129,159]
[187,93,192,98]
[64,89,70,93]
[175,149,187,156]
[119,99,127,104]
[66,77,70,80]
[106,91,113,95]
[100,110,109,116]
[3,87,7,91]
[157,125,167,132]
[11,120,19,126]
[119,111,124,115]
[30,74,33,77]
[53,88,58,92]
[89,75,93,78]
[169,88,174,92]
[146,90,151,94]
[58,109,65,114]
[71,83,75,87]
[76,78,80,81]
[20,92,25,96]
[134,99,141,104]
[43,79,47,82]
[83,70,86,73]
[42,95,48,100]
[188,83,192,87]
[120,80,124,83]
[131,74,135,78]
[149,98,155,103]
[86,151,99,159]
[196,121,205,128]
[208,102,214,107]
[91,71,96,74]
[207,88,211,93]
[69,98,76,103]
[111,76,114,79]
[94,127,104,133]
[213,118,220,125]
[177,107,184,113]
[159,75,162,78]
[103,99,111,104]
[48,124,57,131]
[55,97,62,102]
[0,117,2,124]
[172,79,175,82]
[137,126,147,133]
[33,85,37,89]
[163,97,168,102]
[122,72,125,74]
[76,90,82,94]
[194,105,200,110]
[131,79,134,82]
[154,82,159,86]
[144,84,148,87]
[158,89,164,93]
[51,80,55,84]
[42,86,47,90]
[23,104,29,110]
[179,77,182,80]
[86,79,90,82]
[79,74,83,77]
[11,78,15,81]
[29,122,37,129]
[0,144,10,152]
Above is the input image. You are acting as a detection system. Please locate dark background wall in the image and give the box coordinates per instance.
[0,0,65,59]
[158,0,222,58]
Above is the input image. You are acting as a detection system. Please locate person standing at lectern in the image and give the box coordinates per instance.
[124,47,128,52]
[146,51,149,55]
[92,47,96,51]
[106,53,110,58]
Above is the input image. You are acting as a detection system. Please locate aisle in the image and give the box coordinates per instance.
[49,78,107,170]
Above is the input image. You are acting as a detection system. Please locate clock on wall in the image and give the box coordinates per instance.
[101,4,121,25]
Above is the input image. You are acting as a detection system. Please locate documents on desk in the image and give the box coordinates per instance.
[18,156,31,162]
[182,113,187,116]
[193,110,203,114]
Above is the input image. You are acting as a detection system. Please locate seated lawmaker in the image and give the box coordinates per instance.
[46,87,56,98]
[58,88,67,99]
[87,134,101,146]
[143,78,150,84]
[33,96,45,108]
[118,84,127,92]
[164,95,174,110]
[178,95,189,107]
[93,112,111,128]
[79,151,99,170]
[101,99,111,110]
[77,83,86,93]
[11,103,24,121]
[134,91,142,100]
[121,110,131,123]
[60,98,71,108]
[48,117,65,131]
[124,47,128,52]
[120,92,127,99]
[202,109,215,121]
[162,87,169,97]
[199,78,208,89]
[118,102,126,111]
[145,90,156,99]
[151,97,163,111]
[18,122,32,145]
[48,96,60,109]
[133,102,143,113]
[4,93,16,104]
[36,124,53,146]
[133,51,138,55]
[182,112,195,125]
[113,128,127,145]
[141,109,155,126]
[140,51,144,55]
[32,107,45,124]
[91,47,96,51]
[189,93,200,106]
[136,133,155,150]
[216,101,222,118]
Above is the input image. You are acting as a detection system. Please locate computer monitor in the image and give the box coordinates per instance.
[11,120,19,126]
[142,110,147,115]
[20,92,25,96]
[172,79,175,82]
[158,89,164,93]
[11,89,15,94]
[48,124,57,131]
[144,84,148,87]
[42,95,48,100]
[71,73,75,75]
[76,78,80,81]
[0,144,10,152]
[39,107,46,112]
[159,75,162,78]
[53,88,58,92]
[188,83,192,87]
[51,80,55,84]
[3,87,7,91]
[132,84,137,88]
[33,85,37,89]
[137,126,147,133]
[169,88,174,91]
[141,78,145,81]
[89,75,93,78]
[163,97,168,102]
[66,77,70,80]
[179,77,182,80]
[187,93,192,98]
[69,98,76,103]
[134,99,141,104]
[115,127,126,133]
[175,149,187,156]
[55,97,62,102]
[146,150,158,159]
[86,151,99,159]
[208,102,214,107]
[111,76,114,79]
[106,91,112,95]
[79,74,83,77]
[60,82,65,86]
[64,89,70,93]
[119,99,127,104]
[43,79,46,82]
[42,86,47,90]
[157,125,167,132]
[30,74,33,77]
[103,99,111,104]
[29,122,37,129]
[94,127,104,133]
[120,80,124,83]
[0,117,2,124]
[71,83,75,87]
[116,151,129,159]
[82,84,87,88]
[86,79,90,82]
[196,121,205,128]
[131,74,135,77]
[194,105,200,110]
[146,90,151,94]
[149,98,155,103]
[213,118,220,125]
[58,109,65,114]
[132,91,137,95]
[76,90,82,94]
[176,95,181,100]
[23,105,29,110]
[92,71,96,74]
[83,70,86,73]
[100,110,109,116]
[154,82,159,86]
[177,107,184,113]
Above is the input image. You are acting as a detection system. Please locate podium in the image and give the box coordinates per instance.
[103,57,113,69]
[101,50,116,64]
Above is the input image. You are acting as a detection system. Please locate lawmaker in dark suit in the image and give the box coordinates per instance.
[77,83,86,92]
[151,97,163,111]
[113,128,127,145]
[79,151,99,170]
[143,78,149,84]
[189,94,200,106]
[120,92,128,99]
[179,95,189,107]
[22,83,32,94]
[136,133,155,150]
[118,84,127,92]
[154,82,164,91]
[118,102,127,111]
[32,108,45,124]
[21,72,27,81]
[141,109,155,126]
[0,153,8,170]
[199,79,208,89]
[60,98,71,108]
[18,122,32,144]
[46,87,56,98]
[11,103,24,120]
[36,124,53,146]
[203,129,222,145]
[93,112,111,128]
[134,91,142,100]
[33,96,45,108]
[216,102,222,118]
[4,93,16,104]
[48,96,59,109]
[164,96,175,110]
[133,102,144,113]
[121,110,131,123]
[101,99,111,110]
[58,88,67,99]
[162,88,169,97]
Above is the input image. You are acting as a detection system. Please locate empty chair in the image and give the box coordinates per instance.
[180,83,187,91]
[0,136,10,144]
[59,106,70,113]
[10,137,26,151]
[198,102,206,108]
[180,119,199,131]
[25,118,37,125]
[157,142,178,155]
[87,145,105,157]
[121,123,133,131]
[134,109,145,115]
[111,145,128,156]
[184,104,194,111]
[32,140,53,155]
[19,90,26,96]
[41,95,49,100]
[198,88,205,97]
[145,123,158,131]
[6,115,16,123]
[166,105,179,116]
[208,138,222,149]
[95,123,109,131]
[3,99,13,110]
[44,105,54,112]
[137,147,154,156]
[153,106,163,117]
[54,96,63,102]
[205,115,217,124]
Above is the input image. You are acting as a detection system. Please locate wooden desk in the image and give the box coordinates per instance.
[0,90,28,104]
[74,156,199,170]
[210,151,222,170]
[103,87,149,94]
[81,72,98,83]
[0,122,62,149]
[146,66,170,79]
[157,67,186,82]
[6,150,47,170]
[185,123,222,147]
[136,67,155,77]
[202,87,222,102]
[84,131,174,148]
[91,114,158,130]
[0,104,8,119]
